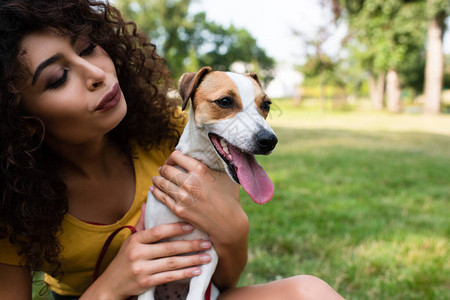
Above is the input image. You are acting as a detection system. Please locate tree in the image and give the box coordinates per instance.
[189,13,275,84]
[423,0,450,114]
[333,0,427,113]
[295,24,344,110]
[114,0,274,81]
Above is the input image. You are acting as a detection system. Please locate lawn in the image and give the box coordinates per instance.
[238,100,450,299]
[33,100,450,299]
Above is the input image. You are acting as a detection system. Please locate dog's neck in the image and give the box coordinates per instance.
[175,109,225,172]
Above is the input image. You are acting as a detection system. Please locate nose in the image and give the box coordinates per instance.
[256,130,278,154]
[79,59,106,90]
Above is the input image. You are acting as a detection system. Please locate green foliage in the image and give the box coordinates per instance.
[345,0,427,70]
[114,0,274,80]
[426,0,450,19]
[300,0,436,96]
[299,53,343,87]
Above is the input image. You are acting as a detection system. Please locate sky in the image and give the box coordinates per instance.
[190,0,326,66]
[191,0,450,67]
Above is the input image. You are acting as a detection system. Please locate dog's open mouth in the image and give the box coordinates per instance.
[208,133,274,204]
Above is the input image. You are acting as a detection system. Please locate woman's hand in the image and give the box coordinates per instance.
[81,216,213,300]
[151,150,249,290]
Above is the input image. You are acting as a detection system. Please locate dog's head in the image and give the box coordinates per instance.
[178,66,277,204]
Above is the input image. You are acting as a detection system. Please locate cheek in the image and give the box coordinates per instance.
[96,47,117,74]
[21,92,87,139]
[32,92,85,119]
[39,106,87,139]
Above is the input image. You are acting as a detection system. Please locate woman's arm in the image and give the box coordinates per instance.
[0,263,32,299]
[151,150,250,290]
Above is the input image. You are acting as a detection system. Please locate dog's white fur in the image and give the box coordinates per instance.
[138,68,276,300]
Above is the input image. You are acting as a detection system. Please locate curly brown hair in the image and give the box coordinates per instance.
[0,0,182,279]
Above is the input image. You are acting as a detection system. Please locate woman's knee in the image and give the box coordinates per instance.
[219,275,344,300]
[286,275,344,300]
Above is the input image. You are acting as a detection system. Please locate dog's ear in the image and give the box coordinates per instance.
[178,66,213,110]
[247,72,262,88]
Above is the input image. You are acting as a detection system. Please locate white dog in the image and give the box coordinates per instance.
[139,66,278,300]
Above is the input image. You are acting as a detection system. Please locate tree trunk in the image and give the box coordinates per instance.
[293,86,303,106]
[423,14,445,114]
[319,81,326,111]
[386,69,402,113]
[368,71,385,110]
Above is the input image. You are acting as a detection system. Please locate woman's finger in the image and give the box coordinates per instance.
[152,173,180,194]
[141,239,212,260]
[134,222,194,245]
[138,267,203,289]
[165,150,212,178]
[152,180,198,209]
[140,252,211,275]
[159,165,190,186]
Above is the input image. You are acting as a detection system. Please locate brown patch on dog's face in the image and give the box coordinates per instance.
[192,72,243,124]
[250,76,271,119]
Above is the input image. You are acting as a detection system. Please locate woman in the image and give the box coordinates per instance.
[0,0,344,299]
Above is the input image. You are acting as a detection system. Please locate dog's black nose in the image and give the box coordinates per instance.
[256,130,278,154]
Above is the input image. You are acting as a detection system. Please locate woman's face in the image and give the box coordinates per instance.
[18,29,127,146]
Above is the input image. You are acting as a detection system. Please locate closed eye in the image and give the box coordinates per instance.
[79,43,97,57]
[46,69,68,90]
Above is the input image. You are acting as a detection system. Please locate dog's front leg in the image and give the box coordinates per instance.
[185,247,218,300]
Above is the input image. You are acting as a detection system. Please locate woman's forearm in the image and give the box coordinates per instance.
[211,208,249,290]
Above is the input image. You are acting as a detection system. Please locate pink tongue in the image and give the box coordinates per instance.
[228,144,274,204]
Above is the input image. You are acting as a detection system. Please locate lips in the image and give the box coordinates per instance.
[95,83,121,111]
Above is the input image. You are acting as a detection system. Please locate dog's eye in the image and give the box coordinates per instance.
[215,97,234,108]
[261,100,272,111]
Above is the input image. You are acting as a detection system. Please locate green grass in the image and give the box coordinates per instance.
[238,100,450,299]
[33,100,450,299]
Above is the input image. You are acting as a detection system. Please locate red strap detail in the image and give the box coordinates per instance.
[93,225,136,281]
[205,280,212,300]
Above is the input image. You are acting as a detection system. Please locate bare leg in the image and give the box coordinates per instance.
[219,275,345,300]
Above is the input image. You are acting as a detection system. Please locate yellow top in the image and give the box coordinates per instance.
[0,142,172,295]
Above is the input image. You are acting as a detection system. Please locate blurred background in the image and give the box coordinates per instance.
[34,1,450,299]
[113,0,450,115]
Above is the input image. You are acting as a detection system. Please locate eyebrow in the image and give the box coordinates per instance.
[32,53,64,85]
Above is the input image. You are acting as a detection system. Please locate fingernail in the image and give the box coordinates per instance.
[149,186,154,192]
[183,224,194,231]
[158,166,162,173]
[200,254,211,262]
[200,241,212,249]
[192,269,202,276]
